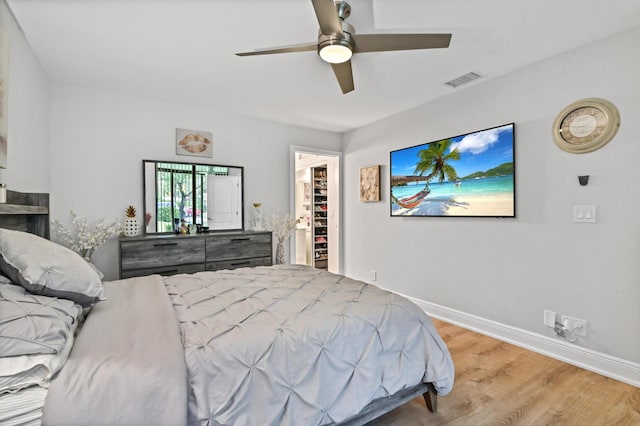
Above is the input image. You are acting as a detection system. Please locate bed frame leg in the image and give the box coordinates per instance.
[423,382,438,413]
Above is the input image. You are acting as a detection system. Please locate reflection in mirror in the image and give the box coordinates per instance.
[143,160,244,233]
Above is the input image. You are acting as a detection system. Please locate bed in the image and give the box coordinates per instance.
[0,190,454,426]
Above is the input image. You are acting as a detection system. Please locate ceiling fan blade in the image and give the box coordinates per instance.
[330,61,354,94]
[311,0,343,36]
[236,42,317,57]
[353,33,451,53]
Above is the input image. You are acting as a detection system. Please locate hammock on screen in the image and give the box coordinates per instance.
[393,188,430,209]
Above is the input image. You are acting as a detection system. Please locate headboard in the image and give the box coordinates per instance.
[0,190,50,238]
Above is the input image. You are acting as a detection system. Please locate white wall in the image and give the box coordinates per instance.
[0,1,50,191]
[49,84,341,280]
[342,27,640,366]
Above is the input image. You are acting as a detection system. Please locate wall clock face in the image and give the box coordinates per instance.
[552,98,620,153]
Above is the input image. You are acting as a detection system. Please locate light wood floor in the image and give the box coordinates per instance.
[372,319,640,425]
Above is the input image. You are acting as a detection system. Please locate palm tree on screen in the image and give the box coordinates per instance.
[414,139,460,184]
[391,139,460,209]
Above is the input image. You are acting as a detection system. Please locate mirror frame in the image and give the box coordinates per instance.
[142,159,245,234]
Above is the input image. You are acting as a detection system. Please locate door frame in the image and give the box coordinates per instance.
[289,145,343,274]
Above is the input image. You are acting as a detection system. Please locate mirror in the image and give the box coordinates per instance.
[143,160,244,233]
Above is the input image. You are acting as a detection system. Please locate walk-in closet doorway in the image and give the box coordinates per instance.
[289,146,341,274]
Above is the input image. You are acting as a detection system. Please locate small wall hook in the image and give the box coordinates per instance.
[578,175,589,186]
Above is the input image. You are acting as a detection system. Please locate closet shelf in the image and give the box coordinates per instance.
[312,166,328,270]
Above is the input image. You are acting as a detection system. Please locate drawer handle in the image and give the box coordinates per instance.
[230,261,251,266]
[231,238,250,242]
[153,242,179,247]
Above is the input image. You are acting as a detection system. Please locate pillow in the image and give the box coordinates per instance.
[0,282,82,358]
[0,229,104,307]
[0,285,79,393]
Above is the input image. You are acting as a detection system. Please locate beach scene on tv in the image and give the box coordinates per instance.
[391,123,515,217]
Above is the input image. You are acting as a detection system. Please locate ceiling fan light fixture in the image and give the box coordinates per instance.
[237,1,452,94]
[319,40,352,64]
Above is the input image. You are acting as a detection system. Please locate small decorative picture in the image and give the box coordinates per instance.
[176,128,213,158]
[304,182,311,203]
[360,165,381,202]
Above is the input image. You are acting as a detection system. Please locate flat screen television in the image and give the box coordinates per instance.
[390,123,515,217]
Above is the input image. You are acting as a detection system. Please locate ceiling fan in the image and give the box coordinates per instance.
[236,0,452,94]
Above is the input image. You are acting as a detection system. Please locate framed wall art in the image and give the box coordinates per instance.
[360,165,381,202]
[176,128,213,158]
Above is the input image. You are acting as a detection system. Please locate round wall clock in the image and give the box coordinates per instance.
[552,98,620,153]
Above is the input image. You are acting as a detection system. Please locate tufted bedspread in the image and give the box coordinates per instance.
[165,265,454,426]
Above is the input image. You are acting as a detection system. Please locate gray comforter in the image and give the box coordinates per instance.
[42,276,187,426]
[165,265,454,425]
[43,265,454,426]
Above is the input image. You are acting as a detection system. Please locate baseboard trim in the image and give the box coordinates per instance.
[403,295,640,388]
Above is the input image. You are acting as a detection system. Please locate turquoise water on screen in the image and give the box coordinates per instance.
[391,175,514,200]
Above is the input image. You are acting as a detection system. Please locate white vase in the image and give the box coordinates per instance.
[252,205,263,230]
[124,217,140,237]
[275,240,287,264]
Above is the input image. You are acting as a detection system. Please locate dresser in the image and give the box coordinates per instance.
[119,231,272,279]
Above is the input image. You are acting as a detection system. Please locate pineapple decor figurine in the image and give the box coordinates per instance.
[123,205,140,237]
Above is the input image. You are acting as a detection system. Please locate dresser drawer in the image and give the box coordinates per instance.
[120,237,205,271]
[121,263,206,279]
[206,256,272,272]
[205,233,272,261]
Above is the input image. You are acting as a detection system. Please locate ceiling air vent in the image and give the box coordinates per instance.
[445,72,482,88]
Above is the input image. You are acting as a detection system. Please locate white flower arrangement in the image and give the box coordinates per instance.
[263,211,299,265]
[263,211,298,244]
[52,210,123,260]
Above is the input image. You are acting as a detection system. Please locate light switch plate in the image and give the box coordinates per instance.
[574,205,596,223]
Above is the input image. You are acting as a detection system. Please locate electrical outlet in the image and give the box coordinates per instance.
[561,315,587,337]
[544,310,556,327]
